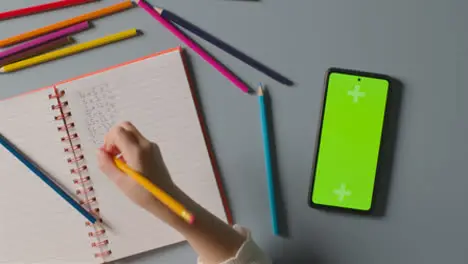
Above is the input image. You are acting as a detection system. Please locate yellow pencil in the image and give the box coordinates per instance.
[0,0,134,47]
[113,158,195,224]
[0,29,139,73]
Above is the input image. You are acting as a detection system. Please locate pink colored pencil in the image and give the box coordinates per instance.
[136,0,250,94]
[0,21,89,60]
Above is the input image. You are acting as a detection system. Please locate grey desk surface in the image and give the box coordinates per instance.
[1,0,467,263]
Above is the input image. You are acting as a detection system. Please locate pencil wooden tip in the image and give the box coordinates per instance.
[257,85,264,96]
[0,68,5,73]
[153,6,163,13]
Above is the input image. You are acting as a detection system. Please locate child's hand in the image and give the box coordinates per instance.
[98,123,252,264]
[97,122,179,217]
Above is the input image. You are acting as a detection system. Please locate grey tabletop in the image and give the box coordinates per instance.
[1,0,467,263]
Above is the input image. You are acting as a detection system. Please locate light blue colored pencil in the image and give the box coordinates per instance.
[0,133,97,224]
[258,84,279,235]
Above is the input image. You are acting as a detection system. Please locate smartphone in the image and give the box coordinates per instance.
[309,68,390,212]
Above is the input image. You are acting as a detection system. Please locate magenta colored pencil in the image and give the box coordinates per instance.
[0,21,89,60]
[136,0,250,94]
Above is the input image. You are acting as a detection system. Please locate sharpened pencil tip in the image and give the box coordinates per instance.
[257,84,264,96]
[153,6,163,13]
[0,68,5,73]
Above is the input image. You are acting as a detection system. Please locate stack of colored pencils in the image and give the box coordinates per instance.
[0,0,137,72]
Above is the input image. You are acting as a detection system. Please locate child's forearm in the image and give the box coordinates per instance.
[146,187,245,264]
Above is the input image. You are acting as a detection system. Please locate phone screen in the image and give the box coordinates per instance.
[310,71,389,211]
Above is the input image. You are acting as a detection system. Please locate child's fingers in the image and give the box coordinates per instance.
[120,121,148,144]
[104,125,140,158]
[101,145,120,157]
[97,149,125,183]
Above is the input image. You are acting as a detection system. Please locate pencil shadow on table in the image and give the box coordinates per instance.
[163,10,294,87]
[264,89,289,237]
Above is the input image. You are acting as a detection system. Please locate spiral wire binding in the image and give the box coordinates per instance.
[49,87,112,260]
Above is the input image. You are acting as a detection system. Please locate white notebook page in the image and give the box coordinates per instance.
[58,49,227,262]
[0,88,96,264]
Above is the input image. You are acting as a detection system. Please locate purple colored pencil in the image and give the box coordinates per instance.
[0,21,89,60]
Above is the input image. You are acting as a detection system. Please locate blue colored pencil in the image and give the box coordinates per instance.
[257,84,279,235]
[0,133,97,224]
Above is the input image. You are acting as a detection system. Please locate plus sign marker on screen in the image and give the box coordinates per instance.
[310,70,390,211]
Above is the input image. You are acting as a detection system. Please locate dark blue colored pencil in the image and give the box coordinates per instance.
[155,7,294,86]
[0,133,97,224]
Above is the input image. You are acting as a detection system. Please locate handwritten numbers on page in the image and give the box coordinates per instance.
[78,84,116,146]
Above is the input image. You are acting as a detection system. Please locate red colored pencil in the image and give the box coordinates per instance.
[0,0,97,21]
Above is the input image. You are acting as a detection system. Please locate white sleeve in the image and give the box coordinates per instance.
[197,225,272,264]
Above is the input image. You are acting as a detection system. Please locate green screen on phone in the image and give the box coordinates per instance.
[311,71,389,211]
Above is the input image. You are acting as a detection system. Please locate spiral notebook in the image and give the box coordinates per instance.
[0,47,230,263]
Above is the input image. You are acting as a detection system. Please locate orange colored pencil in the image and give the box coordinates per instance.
[114,158,195,224]
[0,0,134,47]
